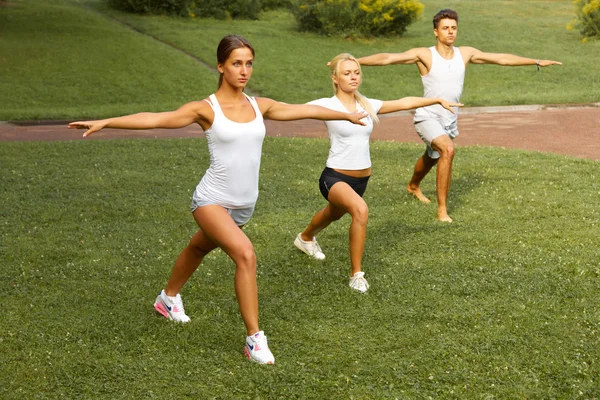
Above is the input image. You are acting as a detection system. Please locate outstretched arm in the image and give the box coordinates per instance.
[257,98,367,125]
[356,47,428,66]
[379,97,463,115]
[68,101,207,137]
[464,46,562,67]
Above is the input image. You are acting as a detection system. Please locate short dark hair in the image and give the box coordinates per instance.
[216,35,255,88]
[433,9,458,28]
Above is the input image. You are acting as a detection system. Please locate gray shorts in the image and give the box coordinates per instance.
[191,191,255,226]
[414,119,459,159]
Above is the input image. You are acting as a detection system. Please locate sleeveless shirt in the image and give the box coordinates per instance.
[193,93,266,208]
[414,46,465,127]
[308,96,382,170]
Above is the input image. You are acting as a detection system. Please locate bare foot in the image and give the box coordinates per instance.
[437,209,453,223]
[407,185,431,204]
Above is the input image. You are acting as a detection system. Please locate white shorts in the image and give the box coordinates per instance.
[414,119,459,159]
[191,191,255,226]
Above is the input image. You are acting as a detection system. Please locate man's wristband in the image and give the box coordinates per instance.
[536,59,541,72]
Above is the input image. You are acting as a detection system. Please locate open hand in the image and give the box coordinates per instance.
[348,110,369,126]
[67,120,106,137]
[539,60,562,67]
[440,101,464,114]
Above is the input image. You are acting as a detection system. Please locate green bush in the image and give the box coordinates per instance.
[193,0,261,19]
[106,0,196,16]
[568,0,600,41]
[105,0,263,19]
[291,0,423,37]
[261,0,292,11]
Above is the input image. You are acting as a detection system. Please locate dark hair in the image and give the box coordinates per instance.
[433,9,458,29]
[217,35,255,88]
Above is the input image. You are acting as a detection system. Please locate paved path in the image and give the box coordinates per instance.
[2,105,599,161]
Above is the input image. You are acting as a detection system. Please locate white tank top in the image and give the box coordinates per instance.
[193,93,266,208]
[308,96,382,170]
[414,46,465,127]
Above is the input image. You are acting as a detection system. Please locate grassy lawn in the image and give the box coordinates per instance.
[0,0,217,120]
[1,0,599,120]
[2,0,600,398]
[2,137,599,398]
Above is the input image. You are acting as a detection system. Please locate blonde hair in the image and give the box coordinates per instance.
[329,53,379,124]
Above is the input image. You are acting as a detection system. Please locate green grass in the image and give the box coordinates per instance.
[2,137,600,398]
[1,0,599,120]
[0,0,217,120]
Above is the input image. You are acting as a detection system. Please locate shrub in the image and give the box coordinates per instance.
[567,0,600,41]
[291,0,423,37]
[194,0,262,19]
[105,0,262,19]
[261,0,292,11]
[106,0,196,16]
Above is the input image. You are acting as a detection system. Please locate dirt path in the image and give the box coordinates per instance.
[2,105,599,161]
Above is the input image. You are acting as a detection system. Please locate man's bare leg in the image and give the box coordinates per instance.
[407,151,438,204]
[430,135,455,222]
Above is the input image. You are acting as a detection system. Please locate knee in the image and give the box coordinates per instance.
[439,142,455,159]
[330,212,344,222]
[188,241,211,259]
[325,207,345,222]
[351,202,369,225]
[233,246,257,270]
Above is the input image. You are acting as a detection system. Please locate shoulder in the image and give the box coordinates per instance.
[415,47,433,56]
[174,99,212,117]
[458,46,479,60]
[414,47,433,65]
[254,96,277,107]
[307,97,332,107]
[254,97,278,113]
[366,98,383,113]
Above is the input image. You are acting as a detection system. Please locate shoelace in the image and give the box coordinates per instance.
[351,275,368,289]
[312,241,323,255]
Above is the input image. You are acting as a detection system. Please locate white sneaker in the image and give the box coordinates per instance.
[294,233,326,260]
[154,290,191,323]
[244,331,275,365]
[349,272,369,293]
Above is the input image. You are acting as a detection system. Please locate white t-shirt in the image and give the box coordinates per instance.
[308,96,383,170]
[414,46,465,127]
[193,93,266,208]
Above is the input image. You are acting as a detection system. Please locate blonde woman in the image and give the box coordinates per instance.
[294,53,462,292]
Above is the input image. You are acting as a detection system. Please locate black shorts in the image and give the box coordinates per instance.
[319,167,370,201]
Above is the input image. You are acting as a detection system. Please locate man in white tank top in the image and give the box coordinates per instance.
[357,9,562,222]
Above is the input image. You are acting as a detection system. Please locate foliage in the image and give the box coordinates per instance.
[290,0,423,37]
[261,0,292,10]
[567,0,600,41]
[192,0,262,19]
[105,0,196,16]
[105,0,263,19]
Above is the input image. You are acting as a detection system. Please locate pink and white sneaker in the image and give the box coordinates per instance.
[244,331,275,364]
[153,290,191,323]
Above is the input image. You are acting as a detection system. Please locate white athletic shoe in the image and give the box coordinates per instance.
[349,272,369,293]
[294,233,326,260]
[244,331,275,365]
[154,290,191,323]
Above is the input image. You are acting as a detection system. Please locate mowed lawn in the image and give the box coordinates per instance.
[2,137,599,398]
